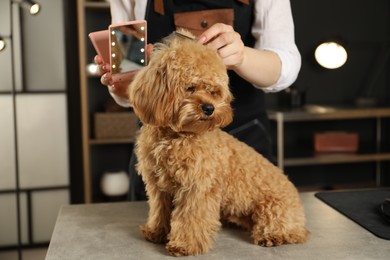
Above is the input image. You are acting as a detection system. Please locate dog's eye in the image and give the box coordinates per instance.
[210,90,220,96]
[186,86,196,93]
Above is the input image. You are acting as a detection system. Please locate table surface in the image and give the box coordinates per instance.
[46,193,390,260]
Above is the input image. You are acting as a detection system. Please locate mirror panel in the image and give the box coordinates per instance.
[109,21,147,81]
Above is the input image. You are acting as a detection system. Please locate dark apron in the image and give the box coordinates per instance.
[129,0,273,201]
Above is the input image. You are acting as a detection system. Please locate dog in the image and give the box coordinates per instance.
[128,30,309,256]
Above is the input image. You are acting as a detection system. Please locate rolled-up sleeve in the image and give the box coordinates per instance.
[252,0,301,92]
[110,0,147,23]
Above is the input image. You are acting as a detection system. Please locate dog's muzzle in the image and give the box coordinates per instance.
[201,103,214,116]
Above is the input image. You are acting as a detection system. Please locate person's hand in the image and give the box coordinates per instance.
[94,54,110,77]
[94,55,133,100]
[197,23,245,70]
[93,43,154,100]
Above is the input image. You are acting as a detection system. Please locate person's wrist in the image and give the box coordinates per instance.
[231,47,247,72]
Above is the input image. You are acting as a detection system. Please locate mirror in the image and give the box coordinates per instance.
[109,20,147,82]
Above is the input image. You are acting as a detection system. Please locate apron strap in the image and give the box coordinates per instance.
[153,0,249,16]
[238,0,249,4]
[154,0,165,15]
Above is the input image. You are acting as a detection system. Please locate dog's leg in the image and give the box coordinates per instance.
[250,196,309,247]
[140,186,172,244]
[166,190,221,256]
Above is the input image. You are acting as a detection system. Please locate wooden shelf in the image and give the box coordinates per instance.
[268,105,390,122]
[297,182,377,192]
[268,105,390,186]
[84,1,110,9]
[284,153,390,167]
[89,138,135,145]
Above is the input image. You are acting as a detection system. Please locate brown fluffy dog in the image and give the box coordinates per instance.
[128,31,309,256]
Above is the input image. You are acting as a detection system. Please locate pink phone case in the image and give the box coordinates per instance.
[88,30,110,64]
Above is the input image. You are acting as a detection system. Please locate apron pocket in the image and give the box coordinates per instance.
[174,9,234,37]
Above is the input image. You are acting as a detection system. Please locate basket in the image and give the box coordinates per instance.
[94,112,138,139]
[314,132,359,153]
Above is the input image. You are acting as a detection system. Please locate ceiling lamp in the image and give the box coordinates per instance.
[14,0,41,15]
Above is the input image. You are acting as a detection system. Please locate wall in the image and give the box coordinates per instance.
[268,0,390,107]
[0,0,70,249]
[266,0,390,188]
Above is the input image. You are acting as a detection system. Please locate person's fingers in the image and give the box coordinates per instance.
[207,31,236,52]
[96,63,110,76]
[94,55,103,65]
[197,23,245,68]
[94,55,111,76]
[197,23,233,45]
[217,35,244,58]
[146,43,154,61]
[100,72,112,86]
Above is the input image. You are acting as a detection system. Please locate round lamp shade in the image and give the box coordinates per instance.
[101,170,129,197]
[315,42,347,69]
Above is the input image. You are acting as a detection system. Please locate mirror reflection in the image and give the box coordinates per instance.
[109,22,146,75]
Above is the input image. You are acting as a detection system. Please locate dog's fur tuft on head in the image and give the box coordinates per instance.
[129,30,233,133]
[128,29,309,256]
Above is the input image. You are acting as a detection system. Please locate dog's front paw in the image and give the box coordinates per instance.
[253,227,310,247]
[140,225,168,244]
[255,235,284,247]
[166,242,194,257]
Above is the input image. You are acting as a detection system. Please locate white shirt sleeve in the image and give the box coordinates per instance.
[110,0,148,23]
[252,0,301,92]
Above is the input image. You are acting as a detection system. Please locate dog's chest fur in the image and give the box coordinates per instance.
[135,125,232,193]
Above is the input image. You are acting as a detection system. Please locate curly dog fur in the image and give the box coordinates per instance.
[128,30,309,256]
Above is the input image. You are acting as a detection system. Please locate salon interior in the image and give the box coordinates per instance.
[0,0,389,259]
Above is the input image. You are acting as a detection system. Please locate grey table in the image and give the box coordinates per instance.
[46,193,389,260]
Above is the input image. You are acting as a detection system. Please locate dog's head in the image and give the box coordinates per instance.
[129,30,233,134]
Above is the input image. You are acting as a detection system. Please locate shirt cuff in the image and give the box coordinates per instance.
[109,91,132,108]
[258,47,301,93]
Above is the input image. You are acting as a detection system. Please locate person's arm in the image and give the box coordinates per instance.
[198,24,282,89]
[198,0,300,92]
[97,0,148,107]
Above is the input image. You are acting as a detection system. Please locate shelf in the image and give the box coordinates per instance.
[268,105,390,122]
[297,182,377,192]
[89,138,135,145]
[268,105,390,187]
[78,0,124,203]
[0,185,70,194]
[84,1,110,9]
[284,153,390,167]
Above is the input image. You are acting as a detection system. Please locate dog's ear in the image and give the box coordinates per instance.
[129,59,174,126]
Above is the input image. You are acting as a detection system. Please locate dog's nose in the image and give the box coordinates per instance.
[201,104,214,116]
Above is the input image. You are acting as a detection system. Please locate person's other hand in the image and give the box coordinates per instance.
[94,54,110,77]
[197,23,245,70]
[94,54,132,99]
[93,43,153,100]
[94,54,114,88]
